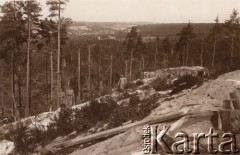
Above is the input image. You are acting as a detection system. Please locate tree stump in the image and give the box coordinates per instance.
[223,100,231,110]
[219,110,231,132]
[210,111,219,130]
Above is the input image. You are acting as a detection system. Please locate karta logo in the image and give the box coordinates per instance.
[142,125,239,154]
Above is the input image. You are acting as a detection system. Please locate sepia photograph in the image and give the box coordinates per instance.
[0,0,240,154]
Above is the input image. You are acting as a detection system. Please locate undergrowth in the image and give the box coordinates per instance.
[6,93,161,154]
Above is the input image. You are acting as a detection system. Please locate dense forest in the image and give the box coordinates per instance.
[0,0,240,121]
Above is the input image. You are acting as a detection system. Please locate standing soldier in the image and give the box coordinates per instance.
[118,75,127,90]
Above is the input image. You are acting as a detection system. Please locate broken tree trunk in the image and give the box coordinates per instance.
[52,110,189,150]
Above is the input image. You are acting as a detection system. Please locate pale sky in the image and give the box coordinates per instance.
[0,0,240,23]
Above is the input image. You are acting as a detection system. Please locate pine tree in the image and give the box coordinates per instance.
[123,26,139,81]
[162,37,171,68]
[176,21,196,66]
[0,1,27,119]
[22,0,42,117]
[135,34,145,71]
[154,35,160,69]
[209,16,222,69]
[39,18,57,111]
[224,9,240,66]
[46,0,69,108]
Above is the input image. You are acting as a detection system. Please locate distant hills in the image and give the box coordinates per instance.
[138,23,214,37]
[68,21,214,39]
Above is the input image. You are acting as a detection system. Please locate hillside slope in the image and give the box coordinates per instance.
[1,69,240,155]
[68,70,240,155]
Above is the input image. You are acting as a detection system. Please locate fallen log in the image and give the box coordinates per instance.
[52,109,190,150]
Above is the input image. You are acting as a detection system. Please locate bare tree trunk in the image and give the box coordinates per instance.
[201,35,204,67]
[164,54,166,68]
[230,35,234,66]
[18,66,22,118]
[125,60,128,79]
[11,0,18,119]
[1,63,4,118]
[139,56,142,72]
[56,0,61,108]
[11,50,16,119]
[186,42,189,66]
[110,54,113,89]
[212,37,217,69]
[98,50,102,96]
[154,46,158,69]
[166,54,169,68]
[77,48,81,103]
[45,55,49,108]
[142,56,145,70]
[182,45,185,66]
[50,45,53,111]
[129,49,133,81]
[25,14,31,117]
[88,45,91,91]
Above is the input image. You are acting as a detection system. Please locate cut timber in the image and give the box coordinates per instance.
[223,100,231,110]
[53,109,189,150]
[219,110,231,132]
[229,91,240,109]
[210,111,219,130]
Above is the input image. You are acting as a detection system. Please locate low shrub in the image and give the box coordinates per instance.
[128,94,141,108]
[5,123,45,154]
[109,95,140,128]
[117,91,131,101]
[46,107,74,140]
[136,94,161,120]
[108,105,131,128]
[124,82,136,90]
[136,80,144,86]
[3,93,162,154]
[109,94,161,127]
[151,77,170,91]
[74,98,118,132]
